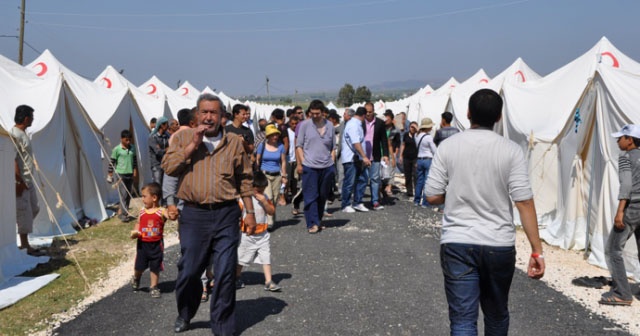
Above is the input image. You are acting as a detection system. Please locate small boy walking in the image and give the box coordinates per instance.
[236,171,282,292]
[130,182,166,298]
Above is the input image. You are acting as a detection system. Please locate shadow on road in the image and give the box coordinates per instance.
[273,218,301,231]
[322,218,349,228]
[239,271,292,286]
[236,297,288,334]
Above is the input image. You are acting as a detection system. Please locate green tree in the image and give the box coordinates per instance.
[353,85,372,103]
[337,83,355,107]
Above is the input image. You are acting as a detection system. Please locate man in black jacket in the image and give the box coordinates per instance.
[362,102,389,210]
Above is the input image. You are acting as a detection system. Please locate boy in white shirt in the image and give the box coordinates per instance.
[236,171,282,292]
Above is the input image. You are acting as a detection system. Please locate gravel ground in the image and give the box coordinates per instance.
[34,193,640,335]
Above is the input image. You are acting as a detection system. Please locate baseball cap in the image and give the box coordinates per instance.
[611,124,640,138]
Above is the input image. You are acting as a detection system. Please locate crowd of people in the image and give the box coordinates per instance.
[13,89,576,335]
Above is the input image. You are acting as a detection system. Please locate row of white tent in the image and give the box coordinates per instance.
[0,49,291,288]
[1,36,640,289]
[371,36,640,280]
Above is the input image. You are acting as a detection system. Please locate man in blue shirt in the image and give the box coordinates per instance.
[340,107,371,213]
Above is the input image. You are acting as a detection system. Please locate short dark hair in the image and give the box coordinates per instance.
[355,107,367,117]
[293,106,303,112]
[364,102,374,110]
[289,115,300,123]
[253,171,269,188]
[384,109,394,119]
[224,112,232,120]
[308,100,325,112]
[142,182,162,198]
[177,108,195,126]
[286,109,294,118]
[468,89,502,128]
[14,105,34,124]
[150,117,157,124]
[626,135,640,147]
[232,104,248,116]
[271,108,285,120]
[441,111,454,124]
[121,129,132,139]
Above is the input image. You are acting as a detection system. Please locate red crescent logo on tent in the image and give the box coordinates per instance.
[426,91,432,95]
[378,102,384,109]
[182,87,189,96]
[479,78,489,84]
[514,70,526,82]
[601,52,620,68]
[147,84,157,94]
[33,62,48,76]
[102,77,112,89]
[449,84,456,88]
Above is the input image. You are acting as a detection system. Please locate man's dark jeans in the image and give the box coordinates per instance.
[440,243,516,336]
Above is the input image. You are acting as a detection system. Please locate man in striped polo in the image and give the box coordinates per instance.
[163,93,256,335]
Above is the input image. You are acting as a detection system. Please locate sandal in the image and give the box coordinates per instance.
[599,295,632,306]
[292,209,299,216]
[201,288,209,302]
[308,225,319,234]
[264,280,282,292]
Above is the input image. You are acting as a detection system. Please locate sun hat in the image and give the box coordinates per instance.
[419,118,435,130]
[265,124,281,137]
[611,124,640,139]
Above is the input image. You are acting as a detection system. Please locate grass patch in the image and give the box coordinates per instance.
[0,200,176,335]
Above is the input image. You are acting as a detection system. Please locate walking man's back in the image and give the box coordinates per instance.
[426,89,545,335]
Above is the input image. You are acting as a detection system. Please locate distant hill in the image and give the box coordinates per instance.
[368,79,426,91]
[236,78,449,104]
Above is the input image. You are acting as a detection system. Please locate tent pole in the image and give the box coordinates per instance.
[584,101,597,259]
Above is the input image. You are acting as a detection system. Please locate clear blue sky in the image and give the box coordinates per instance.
[0,0,638,97]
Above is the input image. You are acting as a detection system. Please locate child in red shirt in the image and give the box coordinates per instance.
[130,182,167,298]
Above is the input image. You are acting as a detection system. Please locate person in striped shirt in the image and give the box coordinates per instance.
[162,93,255,335]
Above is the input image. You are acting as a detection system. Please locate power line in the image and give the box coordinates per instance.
[27,0,399,17]
[27,0,531,34]
[0,34,41,54]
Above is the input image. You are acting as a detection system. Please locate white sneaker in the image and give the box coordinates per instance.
[342,206,356,213]
[353,204,369,212]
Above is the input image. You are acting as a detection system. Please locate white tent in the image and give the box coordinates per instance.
[139,76,188,119]
[3,51,108,238]
[176,80,201,102]
[407,79,457,125]
[501,37,640,276]
[95,66,155,190]
[0,56,51,287]
[449,69,493,130]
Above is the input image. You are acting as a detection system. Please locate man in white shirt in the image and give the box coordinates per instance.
[425,89,545,335]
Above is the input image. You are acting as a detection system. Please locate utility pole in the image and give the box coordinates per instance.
[18,0,26,64]
[265,76,270,103]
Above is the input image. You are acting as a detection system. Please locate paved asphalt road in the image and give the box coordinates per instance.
[55,195,630,335]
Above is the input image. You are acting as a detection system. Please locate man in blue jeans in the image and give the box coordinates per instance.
[362,102,389,211]
[296,99,336,234]
[426,89,545,336]
[341,107,371,213]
